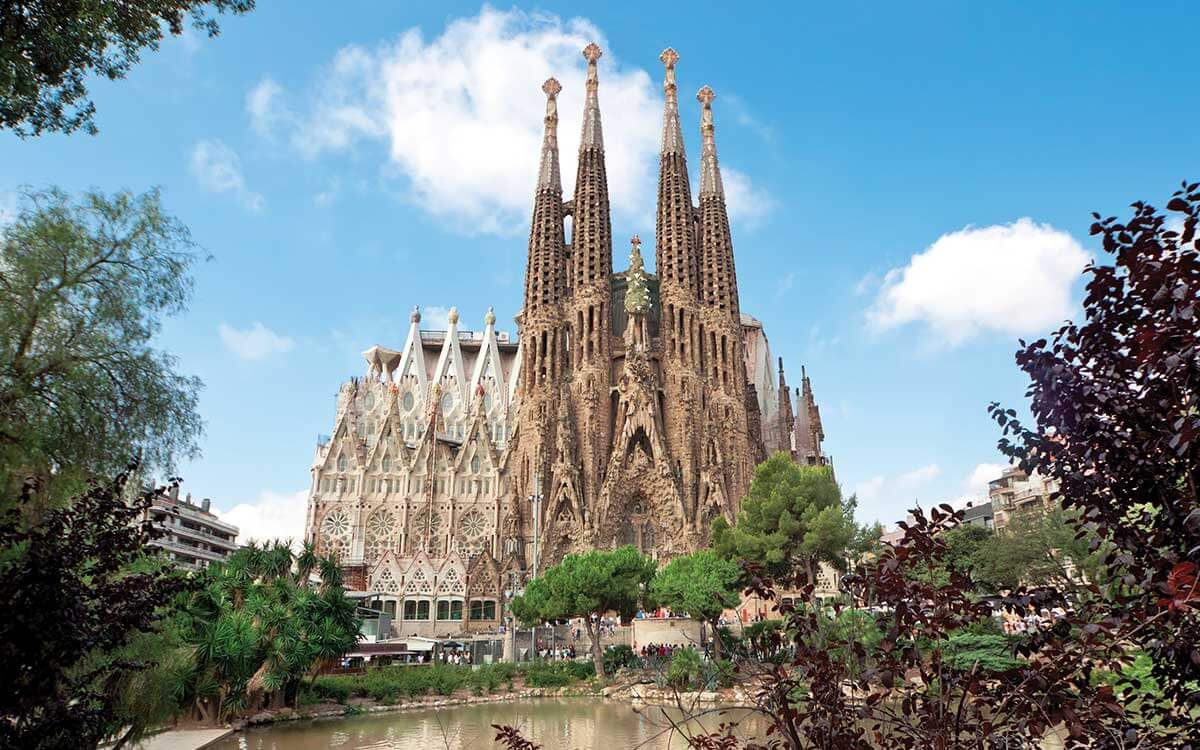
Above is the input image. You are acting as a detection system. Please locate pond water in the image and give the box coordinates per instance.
[210,698,769,749]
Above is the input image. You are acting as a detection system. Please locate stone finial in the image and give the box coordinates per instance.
[697,85,723,197]
[659,47,680,72]
[624,235,649,315]
[484,306,496,326]
[448,306,459,325]
[583,42,603,66]
[538,78,562,189]
[659,48,684,154]
[579,45,604,149]
[411,305,421,323]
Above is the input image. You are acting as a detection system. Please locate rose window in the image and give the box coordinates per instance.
[320,509,351,556]
[364,509,395,563]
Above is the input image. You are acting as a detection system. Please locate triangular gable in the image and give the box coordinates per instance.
[369,550,403,595]
[467,553,501,597]
[403,551,436,596]
[469,318,508,418]
[431,314,467,416]
[393,311,429,415]
[435,554,467,596]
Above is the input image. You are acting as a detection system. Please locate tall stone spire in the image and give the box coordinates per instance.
[570,43,613,304]
[655,48,702,336]
[566,43,614,526]
[523,78,566,314]
[696,85,739,317]
[697,85,724,198]
[515,77,568,537]
[580,42,604,149]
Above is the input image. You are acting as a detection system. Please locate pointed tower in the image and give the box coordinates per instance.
[512,77,567,564]
[566,43,614,522]
[696,85,755,512]
[777,357,796,455]
[653,47,705,521]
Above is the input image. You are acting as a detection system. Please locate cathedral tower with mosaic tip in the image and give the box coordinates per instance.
[305,43,830,637]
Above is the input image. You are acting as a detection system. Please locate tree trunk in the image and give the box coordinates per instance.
[584,616,605,678]
[709,619,723,661]
[806,557,819,604]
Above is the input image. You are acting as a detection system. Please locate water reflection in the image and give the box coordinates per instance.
[209,698,767,749]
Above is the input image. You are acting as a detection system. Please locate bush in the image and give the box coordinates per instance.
[943,633,1024,674]
[604,644,639,673]
[666,648,704,690]
[522,661,594,688]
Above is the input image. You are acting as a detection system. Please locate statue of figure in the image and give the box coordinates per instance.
[623,236,650,351]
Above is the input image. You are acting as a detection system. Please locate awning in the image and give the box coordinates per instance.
[405,638,437,652]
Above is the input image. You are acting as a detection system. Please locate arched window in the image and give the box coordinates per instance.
[382,456,392,472]
[402,391,415,411]
[337,455,348,472]
[470,454,482,474]
[441,392,454,414]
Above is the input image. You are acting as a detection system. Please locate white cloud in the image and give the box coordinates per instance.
[421,305,452,330]
[260,7,769,234]
[897,463,941,486]
[216,489,308,546]
[189,139,264,212]
[867,218,1090,344]
[964,462,1006,498]
[246,77,287,139]
[0,191,18,227]
[722,166,777,228]
[775,271,795,298]
[854,458,936,506]
[219,322,295,360]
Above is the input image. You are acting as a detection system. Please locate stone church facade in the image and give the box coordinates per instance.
[304,44,829,636]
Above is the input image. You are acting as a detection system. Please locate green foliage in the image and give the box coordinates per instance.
[1092,652,1163,702]
[308,661,592,705]
[0,1,254,136]
[510,545,654,677]
[648,550,740,659]
[0,188,204,502]
[177,541,361,719]
[604,644,639,674]
[942,525,994,574]
[712,454,857,587]
[0,471,190,749]
[942,633,1024,674]
[971,508,1101,590]
[665,647,705,690]
[523,661,594,688]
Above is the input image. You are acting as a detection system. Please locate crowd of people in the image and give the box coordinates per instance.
[1000,604,1069,634]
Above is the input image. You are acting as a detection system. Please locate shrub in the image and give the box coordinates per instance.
[522,661,594,688]
[943,633,1023,674]
[666,648,704,690]
[604,644,638,674]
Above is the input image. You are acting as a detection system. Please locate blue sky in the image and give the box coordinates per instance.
[3,2,1198,542]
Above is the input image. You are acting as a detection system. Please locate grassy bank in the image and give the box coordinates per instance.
[302,661,597,706]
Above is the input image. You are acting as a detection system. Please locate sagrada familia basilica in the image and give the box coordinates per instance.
[304,45,830,635]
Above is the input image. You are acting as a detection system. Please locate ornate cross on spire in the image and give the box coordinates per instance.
[537,78,562,190]
[580,44,604,149]
[658,48,684,155]
[697,85,724,197]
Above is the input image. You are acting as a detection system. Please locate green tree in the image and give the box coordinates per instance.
[942,524,993,575]
[712,453,857,598]
[649,550,740,660]
[0,470,189,749]
[177,541,360,720]
[0,188,203,502]
[510,545,655,678]
[0,1,254,136]
[972,508,1099,591]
